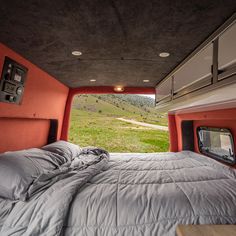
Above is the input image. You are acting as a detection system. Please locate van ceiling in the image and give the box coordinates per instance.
[0,1,236,88]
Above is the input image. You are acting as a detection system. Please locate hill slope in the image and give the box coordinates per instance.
[72,94,167,126]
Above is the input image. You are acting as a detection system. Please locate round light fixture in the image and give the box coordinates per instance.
[90,79,96,82]
[143,79,150,83]
[114,86,124,92]
[159,52,170,58]
[72,51,82,56]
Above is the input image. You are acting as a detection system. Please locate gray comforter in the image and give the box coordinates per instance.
[1,151,236,236]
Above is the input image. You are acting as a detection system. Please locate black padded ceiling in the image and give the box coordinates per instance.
[0,0,236,88]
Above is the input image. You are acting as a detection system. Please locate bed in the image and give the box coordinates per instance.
[0,142,236,236]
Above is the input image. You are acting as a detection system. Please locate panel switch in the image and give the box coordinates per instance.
[5,95,15,102]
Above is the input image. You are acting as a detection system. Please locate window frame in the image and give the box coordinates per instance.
[197,126,236,165]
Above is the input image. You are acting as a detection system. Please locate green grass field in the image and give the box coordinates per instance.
[69,109,169,152]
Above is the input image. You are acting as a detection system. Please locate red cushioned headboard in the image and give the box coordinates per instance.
[0,117,57,153]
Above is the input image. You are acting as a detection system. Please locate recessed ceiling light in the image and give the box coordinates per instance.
[72,51,82,56]
[90,79,96,82]
[114,86,124,92]
[143,80,150,83]
[159,52,170,58]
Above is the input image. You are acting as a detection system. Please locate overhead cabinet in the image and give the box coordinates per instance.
[155,77,172,105]
[218,22,236,80]
[173,43,213,98]
[155,15,236,109]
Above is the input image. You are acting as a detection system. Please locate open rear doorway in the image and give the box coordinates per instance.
[69,94,169,152]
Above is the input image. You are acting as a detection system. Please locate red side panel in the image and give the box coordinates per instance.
[168,114,178,152]
[0,43,69,152]
[0,118,50,153]
[69,86,155,94]
[169,108,236,155]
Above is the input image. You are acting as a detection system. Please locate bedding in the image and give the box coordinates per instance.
[0,147,76,201]
[42,140,81,165]
[1,151,236,236]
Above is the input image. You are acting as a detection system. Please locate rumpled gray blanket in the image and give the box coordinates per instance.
[1,150,236,236]
[0,147,109,236]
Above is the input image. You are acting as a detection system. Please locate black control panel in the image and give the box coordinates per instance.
[0,57,28,104]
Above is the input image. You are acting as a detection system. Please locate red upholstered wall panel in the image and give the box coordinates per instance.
[0,43,69,152]
[0,118,50,153]
[168,114,178,152]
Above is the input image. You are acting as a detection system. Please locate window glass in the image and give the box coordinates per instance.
[198,127,235,164]
[218,22,236,70]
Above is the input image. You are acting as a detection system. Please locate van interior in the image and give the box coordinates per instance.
[0,1,236,235]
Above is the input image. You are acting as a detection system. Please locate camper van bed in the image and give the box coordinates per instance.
[1,149,236,236]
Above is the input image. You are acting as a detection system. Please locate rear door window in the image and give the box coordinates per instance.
[197,127,235,164]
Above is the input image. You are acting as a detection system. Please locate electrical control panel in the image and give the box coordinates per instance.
[0,57,28,104]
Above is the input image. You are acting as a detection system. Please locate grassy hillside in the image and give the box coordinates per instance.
[72,94,168,126]
[69,94,169,152]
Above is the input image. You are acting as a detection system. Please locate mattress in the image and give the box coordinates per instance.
[1,151,236,236]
